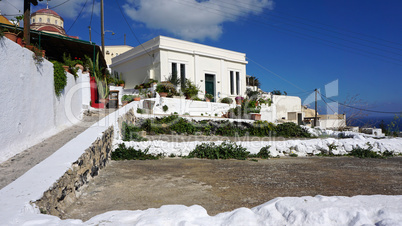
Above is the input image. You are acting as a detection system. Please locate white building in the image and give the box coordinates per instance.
[110,36,247,101]
[104,45,133,68]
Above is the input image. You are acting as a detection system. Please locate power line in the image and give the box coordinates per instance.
[318,90,402,114]
[3,0,20,12]
[173,0,402,65]
[217,0,402,49]
[66,0,89,33]
[89,0,95,26]
[246,56,306,92]
[50,0,71,9]
[114,0,152,58]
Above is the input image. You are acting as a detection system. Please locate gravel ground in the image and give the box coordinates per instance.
[63,156,402,221]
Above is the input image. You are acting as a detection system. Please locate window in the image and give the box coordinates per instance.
[236,72,240,95]
[55,20,58,25]
[230,71,234,95]
[47,18,50,23]
[32,18,35,23]
[39,18,42,22]
[171,63,177,82]
[180,64,185,88]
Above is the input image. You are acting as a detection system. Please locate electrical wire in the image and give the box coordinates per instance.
[318,90,402,114]
[114,0,152,58]
[319,92,338,114]
[246,56,308,92]
[3,0,20,12]
[50,0,71,10]
[65,0,89,33]
[173,0,402,65]
[217,0,402,50]
[89,0,95,26]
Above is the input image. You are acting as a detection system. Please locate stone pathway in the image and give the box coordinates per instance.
[0,109,117,190]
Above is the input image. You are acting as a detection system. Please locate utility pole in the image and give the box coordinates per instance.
[23,0,31,45]
[100,0,105,57]
[88,26,92,43]
[314,89,318,127]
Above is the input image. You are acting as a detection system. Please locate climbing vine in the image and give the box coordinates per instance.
[52,61,67,96]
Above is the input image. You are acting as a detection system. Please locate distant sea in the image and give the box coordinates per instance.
[350,115,402,131]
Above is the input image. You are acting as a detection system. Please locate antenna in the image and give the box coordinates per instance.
[46,0,51,9]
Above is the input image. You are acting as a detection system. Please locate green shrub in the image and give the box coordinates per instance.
[347,143,392,158]
[254,146,271,159]
[137,108,145,114]
[127,116,311,138]
[275,122,310,138]
[187,141,249,160]
[53,61,67,97]
[163,105,168,112]
[122,122,147,141]
[220,97,233,104]
[122,95,134,102]
[111,143,162,160]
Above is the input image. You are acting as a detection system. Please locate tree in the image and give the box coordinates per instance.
[271,90,287,95]
[339,94,368,126]
[246,76,261,88]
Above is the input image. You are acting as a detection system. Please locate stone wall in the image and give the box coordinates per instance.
[34,126,114,217]
[117,108,136,138]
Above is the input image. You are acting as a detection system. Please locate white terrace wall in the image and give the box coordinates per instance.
[0,38,89,163]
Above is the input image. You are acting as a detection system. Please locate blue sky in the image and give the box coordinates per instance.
[1,0,401,116]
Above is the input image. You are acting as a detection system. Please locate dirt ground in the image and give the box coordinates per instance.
[0,109,116,190]
[63,156,402,221]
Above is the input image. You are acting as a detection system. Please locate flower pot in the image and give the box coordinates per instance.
[206,98,211,102]
[251,113,261,121]
[99,98,109,104]
[119,84,125,88]
[4,32,18,42]
[133,97,141,101]
[122,101,128,106]
[159,92,168,97]
[62,65,69,72]
[235,99,242,105]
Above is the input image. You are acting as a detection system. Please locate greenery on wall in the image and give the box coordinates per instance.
[129,115,310,138]
[52,61,67,97]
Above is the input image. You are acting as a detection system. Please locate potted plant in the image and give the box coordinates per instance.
[122,95,134,105]
[235,96,244,105]
[4,15,23,42]
[155,83,168,97]
[133,95,141,101]
[63,53,79,79]
[96,77,110,105]
[117,79,125,87]
[183,79,200,99]
[205,93,213,102]
[156,82,176,97]
[220,97,233,104]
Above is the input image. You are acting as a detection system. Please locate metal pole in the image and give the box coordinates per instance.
[88,26,92,43]
[100,0,105,57]
[314,89,318,127]
[124,34,126,45]
[23,0,30,45]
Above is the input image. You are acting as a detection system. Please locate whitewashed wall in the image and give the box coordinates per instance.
[151,97,233,117]
[0,38,88,163]
[273,95,302,122]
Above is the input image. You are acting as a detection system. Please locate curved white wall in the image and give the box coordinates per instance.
[0,38,88,163]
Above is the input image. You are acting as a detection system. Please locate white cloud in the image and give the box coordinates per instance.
[0,0,100,20]
[123,0,274,41]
